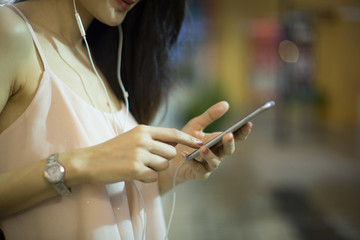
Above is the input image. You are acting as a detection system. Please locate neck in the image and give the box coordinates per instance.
[18,0,94,46]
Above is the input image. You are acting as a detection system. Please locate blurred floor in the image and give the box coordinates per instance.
[161,104,360,240]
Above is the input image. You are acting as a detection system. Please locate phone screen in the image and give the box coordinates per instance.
[185,101,275,161]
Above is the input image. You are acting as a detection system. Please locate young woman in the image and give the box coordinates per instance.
[0,0,252,239]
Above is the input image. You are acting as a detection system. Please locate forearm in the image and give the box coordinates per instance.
[158,161,187,195]
[0,152,80,220]
[158,169,172,195]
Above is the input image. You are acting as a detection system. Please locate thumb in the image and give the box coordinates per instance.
[184,101,229,132]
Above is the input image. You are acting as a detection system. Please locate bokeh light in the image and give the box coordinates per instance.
[279,40,300,63]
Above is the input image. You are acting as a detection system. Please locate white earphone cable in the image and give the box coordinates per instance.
[134,181,147,240]
[72,1,144,239]
[164,160,187,240]
[74,13,119,135]
[117,25,130,131]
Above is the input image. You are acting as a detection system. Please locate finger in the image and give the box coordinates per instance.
[143,154,170,172]
[149,140,177,160]
[186,158,211,180]
[221,132,235,156]
[233,122,253,140]
[146,126,204,148]
[126,149,168,182]
[198,146,221,172]
[185,101,229,132]
[137,167,159,183]
[209,123,252,156]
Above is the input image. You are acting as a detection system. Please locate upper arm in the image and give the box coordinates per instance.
[0,6,34,114]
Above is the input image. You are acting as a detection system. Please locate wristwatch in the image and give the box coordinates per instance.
[44,153,71,196]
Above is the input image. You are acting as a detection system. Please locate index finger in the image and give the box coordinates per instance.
[148,126,204,148]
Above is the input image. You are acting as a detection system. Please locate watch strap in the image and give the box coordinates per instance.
[53,181,72,196]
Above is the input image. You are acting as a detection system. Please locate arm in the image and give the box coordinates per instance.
[0,126,203,219]
[0,7,29,117]
[0,8,204,220]
[0,6,60,219]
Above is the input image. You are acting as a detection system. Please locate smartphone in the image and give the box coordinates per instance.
[186,101,275,161]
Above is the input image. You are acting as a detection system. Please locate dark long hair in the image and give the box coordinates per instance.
[87,1,186,124]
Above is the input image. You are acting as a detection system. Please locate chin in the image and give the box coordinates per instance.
[98,10,127,27]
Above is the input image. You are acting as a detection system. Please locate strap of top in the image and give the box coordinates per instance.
[8,5,50,71]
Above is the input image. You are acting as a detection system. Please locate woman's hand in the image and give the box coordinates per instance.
[160,101,252,191]
[65,125,204,187]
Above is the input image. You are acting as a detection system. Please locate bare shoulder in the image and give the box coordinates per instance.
[0,6,34,113]
[0,6,33,60]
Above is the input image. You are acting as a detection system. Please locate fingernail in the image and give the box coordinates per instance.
[195,139,204,146]
[228,134,234,143]
[181,151,188,158]
[202,147,209,155]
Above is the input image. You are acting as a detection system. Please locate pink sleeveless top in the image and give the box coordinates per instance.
[0,6,166,240]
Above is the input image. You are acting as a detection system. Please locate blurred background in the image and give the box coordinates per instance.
[154,0,360,239]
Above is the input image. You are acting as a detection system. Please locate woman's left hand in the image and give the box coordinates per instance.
[167,101,252,185]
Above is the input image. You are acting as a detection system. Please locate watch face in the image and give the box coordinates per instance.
[45,165,64,183]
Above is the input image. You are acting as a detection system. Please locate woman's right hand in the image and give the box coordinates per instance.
[64,125,204,186]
